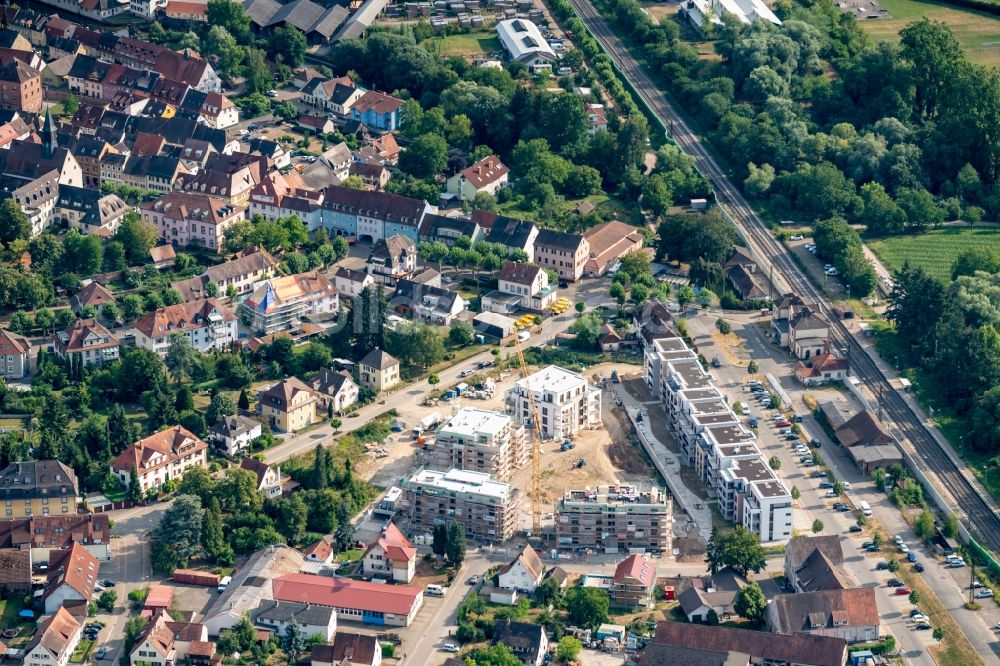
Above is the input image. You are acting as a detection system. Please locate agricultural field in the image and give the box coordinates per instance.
[861,0,1000,67]
[867,227,1000,282]
[425,32,501,58]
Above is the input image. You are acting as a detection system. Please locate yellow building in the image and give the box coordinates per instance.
[358,348,401,392]
[258,377,322,433]
[0,461,79,518]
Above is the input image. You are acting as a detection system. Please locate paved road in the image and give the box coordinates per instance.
[261,278,614,465]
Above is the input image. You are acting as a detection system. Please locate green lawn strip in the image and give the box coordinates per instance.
[69,638,94,664]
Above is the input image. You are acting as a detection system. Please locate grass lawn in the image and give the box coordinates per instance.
[0,597,25,629]
[867,227,1000,282]
[69,639,94,664]
[861,0,1000,66]
[425,32,501,58]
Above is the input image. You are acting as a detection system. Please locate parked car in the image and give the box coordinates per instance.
[895,587,912,595]
[915,622,932,631]
[899,544,909,554]
[101,580,114,588]
[970,581,985,589]
[907,552,917,563]
[887,578,903,587]
[876,561,889,570]
[790,234,805,241]
[977,588,995,598]
[94,648,107,660]
[914,563,925,572]
[442,643,460,653]
[810,471,827,479]
[893,535,904,546]
[467,576,479,585]
[819,482,833,489]
[849,525,863,533]
[835,504,851,512]
[810,438,822,448]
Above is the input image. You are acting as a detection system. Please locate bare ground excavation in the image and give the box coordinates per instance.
[509,364,659,507]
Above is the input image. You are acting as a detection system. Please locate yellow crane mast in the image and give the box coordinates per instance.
[512,325,542,537]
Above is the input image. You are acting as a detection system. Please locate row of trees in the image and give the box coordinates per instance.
[600,0,1000,231]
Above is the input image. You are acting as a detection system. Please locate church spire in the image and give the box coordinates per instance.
[43,107,57,158]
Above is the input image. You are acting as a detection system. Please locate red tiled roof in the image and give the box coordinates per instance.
[351,90,404,115]
[614,554,655,586]
[459,155,508,189]
[110,425,208,475]
[304,539,332,561]
[273,573,421,616]
[0,329,28,356]
[366,523,415,563]
[45,543,98,602]
[133,298,235,339]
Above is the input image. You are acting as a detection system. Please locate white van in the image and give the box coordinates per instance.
[426,584,445,597]
[859,501,872,516]
[217,575,232,592]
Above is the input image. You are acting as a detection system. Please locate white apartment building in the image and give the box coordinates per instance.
[429,408,527,481]
[110,426,208,492]
[133,298,237,354]
[647,336,792,543]
[507,365,601,440]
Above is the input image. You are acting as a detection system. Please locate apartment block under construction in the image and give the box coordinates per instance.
[428,407,527,481]
[555,483,673,554]
[400,468,524,543]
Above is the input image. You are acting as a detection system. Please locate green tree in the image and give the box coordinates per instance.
[207,0,251,42]
[899,17,962,119]
[944,513,960,539]
[150,495,203,573]
[446,521,466,565]
[108,404,137,456]
[791,485,800,500]
[887,558,900,573]
[127,465,143,504]
[97,589,116,612]
[448,321,474,346]
[933,627,945,641]
[242,47,274,94]
[564,587,610,628]
[62,94,79,115]
[556,636,582,662]
[165,334,196,385]
[733,581,767,621]
[270,25,307,68]
[465,645,522,666]
[217,467,262,512]
[909,590,920,604]
[0,198,30,245]
[812,519,824,533]
[705,525,766,576]
[915,509,936,540]
[747,360,759,374]
[206,393,237,426]
[201,496,229,562]
[282,618,308,661]
[115,212,158,264]
[105,241,127,271]
[432,523,447,558]
[311,444,328,490]
[768,455,781,470]
[399,133,448,179]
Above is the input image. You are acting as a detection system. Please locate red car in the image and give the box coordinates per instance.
[775,420,791,428]
[895,587,912,595]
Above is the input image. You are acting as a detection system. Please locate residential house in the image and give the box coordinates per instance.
[677,569,748,623]
[610,554,656,609]
[495,19,556,71]
[318,184,430,242]
[301,75,363,115]
[0,57,41,113]
[349,90,404,131]
[795,346,848,386]
[584,103,607,134]
[311,368,359,413]
[507,365,602,440]
[367,234,416,286]
[362,523,416,583]
[634,299,676,352]
[240,456,286,499]
[767,588,879,644]
[0,514,112,562]
[0,548,31,596]
[483,260,557,314]
[0,461,78,518]
[133,298,238,354]
[141,192,246,254]
[252,600,337,642]
[392,279,466,325]
[241,270,339,335]
[0,328,30,379]
[56,186,128,236]
[641,622,848,666]
[600,324,623,352]
[483,214,538,257]
[303,539,333,565]
[533,229,589,282]
[110,426,208,492]
[257,377,322,433]
[208,415,263,457]
[784,535,849,593]
[311,633,381,666]
[681,0,781,33]
[349,161,390,190]
[172,247,280,302]
[771,293,814,346]
[332,266,374,299]
[582,221,644,277]
[198,92,238,129]
[129,609,209,666]
[42,543,98,613]
[121,155,188,194]
[491,619,548,666]
[788,307,829,360]
[271,573,423,627]
[298,113,337,135]
[497,545,544,593]
[174,152,262,205]
[23,607,81,666]
[149,245,177,270]
[418,213,483,247]
[357,349,400,391]
[446,155,508,201]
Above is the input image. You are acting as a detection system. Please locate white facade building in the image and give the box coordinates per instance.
[506,365,602,440]
[646,336,792,543]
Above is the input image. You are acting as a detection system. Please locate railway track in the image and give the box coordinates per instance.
[566,0,1000,554]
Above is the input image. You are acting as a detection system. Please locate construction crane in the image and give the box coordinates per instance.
[512,324,542,538]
